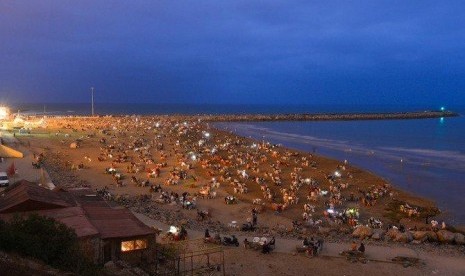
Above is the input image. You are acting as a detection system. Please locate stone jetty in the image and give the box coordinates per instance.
[200,110,458,122]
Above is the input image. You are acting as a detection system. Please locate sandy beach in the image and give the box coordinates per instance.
[4,115,465,275]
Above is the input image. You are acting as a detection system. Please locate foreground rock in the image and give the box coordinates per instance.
[454,233,465,245]
[352,226,373,239]
[371,229,386,240]
[437,230,455,243]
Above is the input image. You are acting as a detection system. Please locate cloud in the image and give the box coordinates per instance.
[1,1,465,105]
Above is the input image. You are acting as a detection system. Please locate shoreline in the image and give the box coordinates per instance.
[3,116,464,239]
[3,115,464,274]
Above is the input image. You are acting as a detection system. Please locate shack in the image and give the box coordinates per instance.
[0,180,156,265]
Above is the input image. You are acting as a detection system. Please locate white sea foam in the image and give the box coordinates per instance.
[229,123,465,172]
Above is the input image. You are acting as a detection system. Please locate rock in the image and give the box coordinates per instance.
[437,230,455,243]
[454,233,465,245]
[426,231,438,242]
[394,231,413,243]
[371,229,386,240]
[352,226,373,239]
[412,231,429,242]
[386,228,400,240]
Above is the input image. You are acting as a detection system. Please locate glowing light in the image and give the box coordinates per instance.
[191,154,197,161]
[0,107,10,120]
[327,209,335,214]
[204,132,210,138]
[334,171,341,177]
[440,107,445,111]
[440,117,444,123]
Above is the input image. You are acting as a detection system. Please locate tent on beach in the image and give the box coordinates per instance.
[0,145,23,158]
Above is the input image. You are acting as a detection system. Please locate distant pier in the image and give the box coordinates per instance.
[201,110,459,122]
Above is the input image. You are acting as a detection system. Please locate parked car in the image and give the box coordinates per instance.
[0,172,9,187]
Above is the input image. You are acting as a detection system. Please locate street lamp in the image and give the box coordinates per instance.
[91,87,95,116]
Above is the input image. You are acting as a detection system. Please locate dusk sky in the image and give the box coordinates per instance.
[1,1,465,106]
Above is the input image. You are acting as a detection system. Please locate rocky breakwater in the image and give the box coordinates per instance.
[201,110,459,122]
[351,225,465,246]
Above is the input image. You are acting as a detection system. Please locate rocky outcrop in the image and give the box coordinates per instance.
[352,226,373,239]
[371,229,386,240]
[437,230,455,243]
[386,228,400,240]
[412,231,429,242]
[394,231,413,243]
[426,231,438,242]
[454,233,465,245]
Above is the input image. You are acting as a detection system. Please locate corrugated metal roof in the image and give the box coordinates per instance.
[82,205,154,239]
[0,180,155,240]
[0,207,99,238]
[0,180,74,213]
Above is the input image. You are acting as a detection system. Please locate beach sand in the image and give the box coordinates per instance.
[8,115,465,275]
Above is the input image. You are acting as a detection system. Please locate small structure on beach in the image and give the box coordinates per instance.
[0,180,156,265]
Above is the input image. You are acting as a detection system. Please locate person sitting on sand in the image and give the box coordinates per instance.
[262,241,271,254]
[358,243,365,254]
[205,228,210,239]
[244,238,250,249]
[303,237,310,247]
[269,236,276,249]
[351,241,358,251]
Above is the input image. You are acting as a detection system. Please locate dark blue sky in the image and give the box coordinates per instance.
[1,1,465,106]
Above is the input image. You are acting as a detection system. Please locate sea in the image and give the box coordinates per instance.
[12,103,465,225]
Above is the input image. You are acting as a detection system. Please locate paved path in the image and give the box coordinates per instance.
[134,212,465,274]
[133,212,418,261]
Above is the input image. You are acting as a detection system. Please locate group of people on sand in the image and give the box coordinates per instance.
[39,116,400,244]
[302,237,324,257]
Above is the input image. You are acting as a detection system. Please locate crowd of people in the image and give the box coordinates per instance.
[32,116,414,248]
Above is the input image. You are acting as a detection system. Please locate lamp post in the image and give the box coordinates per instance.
[91,87,94,116]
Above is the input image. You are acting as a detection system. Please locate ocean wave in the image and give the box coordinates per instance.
[379,147,465,161]
[226,123,465,172]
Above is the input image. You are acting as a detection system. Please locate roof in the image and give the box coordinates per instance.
[0,180,74,213]
[0,207,99,238]
[0,180,155,240]
[82,205,155,239]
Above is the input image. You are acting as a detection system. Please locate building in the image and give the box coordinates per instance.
[0,180,156,265]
